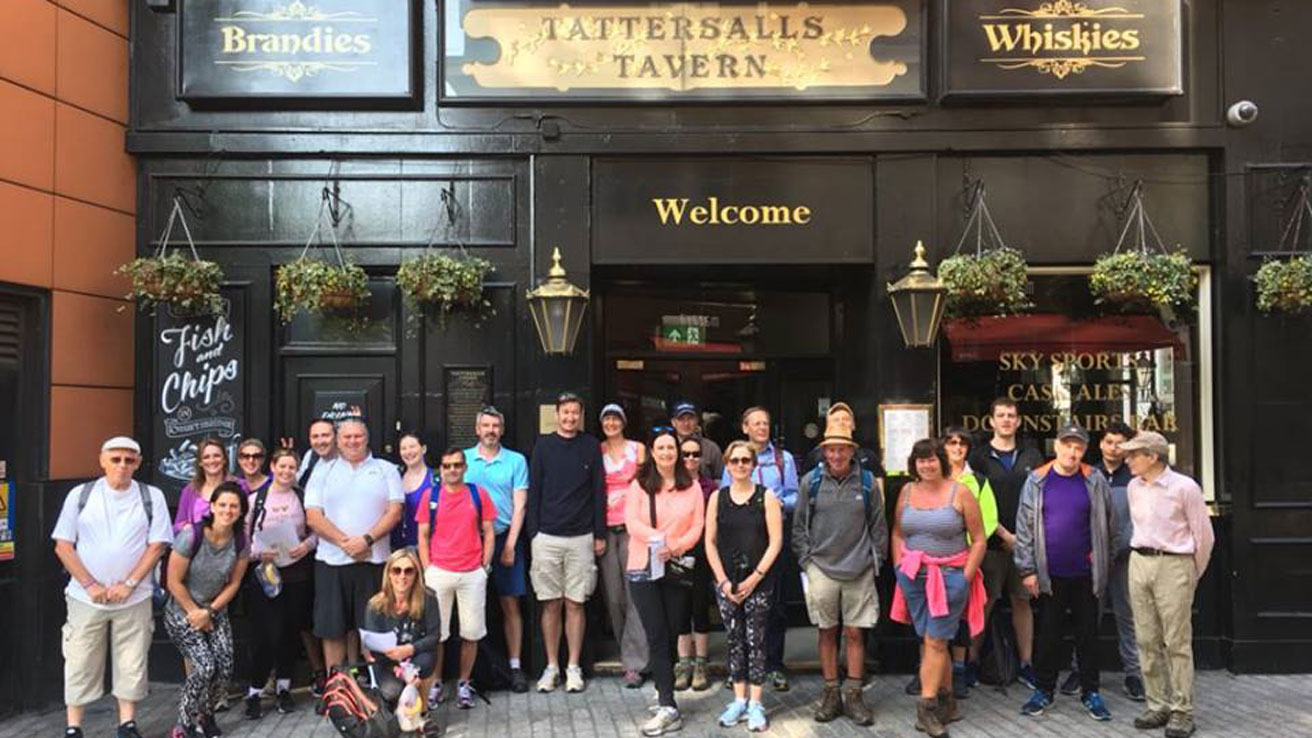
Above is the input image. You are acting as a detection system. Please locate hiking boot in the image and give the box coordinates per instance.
[814,684,843,723]
[244,694,262,720]
[691,658,710,691]
[1020,689,1052,717]
[510,667,528,693]
[1018,663,1038,691]
[564,665,585,693]
[768,669,790,692]
[1165,712,1196,738]
[536,665,559,693]
[718,699,748,727]
[843,685,875,726]
[915,697,949,738]
[936,688,961,724]
[1060,670,1082,695]
[1134,708,1171,730]
[673,659,692,691]
[746,701,768,732]
[623,670,645,689]
[641,706,682,736]
[275,689,295,714]
[1124,675,1146,702]
[1081,691,1112,721]
[905,673,922,695]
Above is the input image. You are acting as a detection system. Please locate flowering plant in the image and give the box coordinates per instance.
[1254,255,1312,314]
[118,254,225,315]
[1090,250,1196,310]
[274,257,370,323]
[395,252,493,319]
[938,247,1032,317]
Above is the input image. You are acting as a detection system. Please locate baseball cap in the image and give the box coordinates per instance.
[1119,430,1169,456]
[672,402,697,418]
[1056,423,1090,444]
[101,436,141,454]
[599,403,626,423]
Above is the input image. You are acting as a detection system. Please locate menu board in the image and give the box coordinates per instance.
[879,404,932,475]
[445,367,492,450]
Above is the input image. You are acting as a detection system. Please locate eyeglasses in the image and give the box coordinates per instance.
[681,451,702,459]
[389,566,417,576]
[440,462,465,470]
[239,452,265,460]
[107,456,138,465]
[943,438,966,447]
[727,457,754,466]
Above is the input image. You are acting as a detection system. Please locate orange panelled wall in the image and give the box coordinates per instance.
[0,0,134,479]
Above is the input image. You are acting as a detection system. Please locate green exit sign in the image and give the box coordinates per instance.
[661,325,704,345]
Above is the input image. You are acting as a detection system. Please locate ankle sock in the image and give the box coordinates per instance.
[843,678,863,691]
[248,687,263,697]
[509,658,521,669]
[824,679,839,688]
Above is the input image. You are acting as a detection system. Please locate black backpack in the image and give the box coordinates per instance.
[976,601,1020,691]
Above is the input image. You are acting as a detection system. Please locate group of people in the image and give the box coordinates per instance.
[51,394,1213,738]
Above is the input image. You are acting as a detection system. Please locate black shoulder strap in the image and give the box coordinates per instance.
[648,484,658,528]
[251,484,272,532]
[298,452,320,488]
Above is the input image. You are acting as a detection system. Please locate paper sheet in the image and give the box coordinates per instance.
[253,522,301,566]
[359,629,398,654]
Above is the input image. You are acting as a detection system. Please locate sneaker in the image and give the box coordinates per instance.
[691,658,710,691]
[1060,670,1082,695]
[536,665,559,693]
[1134,708,1171,730]
[746,701,768,732]
[117,725,147,738]
[1124,675,1146,702]
[564,665,585,693]
[244,694,262,720]
[718,699,748,727]
[64,729,84,738]
[1018,663,1038,690]
[429,681,445,705]
[768,670,789,692]
[623,670,646,689]
[1082,691,1113,721]
[457,681,476,709]
[275,689,295,714]
[673,659,692,691]
[510,667,529,694]
[641,706,682,736]
[1165,711,1196,738]
[963,661,981,688]
[904,673,921,695]
[814,684,843,723]
[310,671,326,698]
[1020,689,1053,717]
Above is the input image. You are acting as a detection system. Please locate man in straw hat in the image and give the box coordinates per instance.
[793,418,888,725]
[802,402,883,479]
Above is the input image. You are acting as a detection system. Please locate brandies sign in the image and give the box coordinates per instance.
[940,0,1182,99]
[180,0,418,103]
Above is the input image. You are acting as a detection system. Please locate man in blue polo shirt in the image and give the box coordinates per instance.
[464,406,531,693]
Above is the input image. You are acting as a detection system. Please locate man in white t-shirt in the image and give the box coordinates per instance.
[305,417,404,668]
[51,436,172,738]
[297,417,338,488]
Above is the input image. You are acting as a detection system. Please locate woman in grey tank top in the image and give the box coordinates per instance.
[891,440,988,738]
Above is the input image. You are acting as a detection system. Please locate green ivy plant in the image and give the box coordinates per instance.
[937,247,1033,317]
[1089,250,1196,311]
[1254,255,1312,314]
[274,257,370,323]
[117,254,225,315]
[395,252,493,322]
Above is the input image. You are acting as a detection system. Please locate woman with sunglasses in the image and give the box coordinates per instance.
[242,448,317,720]
[237,439,271,495]
[626,430,705,736]
[706,441,783,732]
[393,431,433,550]
[673,436,717,692]
[363,548,442,708]
[174,438,239,534]
[164,482,250,738]
[596,403,649,689]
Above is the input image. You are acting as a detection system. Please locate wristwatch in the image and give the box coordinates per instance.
[363,533,375,546]
[124,578,140,588]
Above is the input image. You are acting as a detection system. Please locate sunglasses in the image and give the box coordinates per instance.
[681,451,702,459]
[239,452,265,460]
[651,425,675,435]
[389,566,417,576]
[440,462,465,470]
[727,457,754,466]
[107,456,138,465]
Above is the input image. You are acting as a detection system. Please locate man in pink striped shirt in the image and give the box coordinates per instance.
[1121,431,1214,738]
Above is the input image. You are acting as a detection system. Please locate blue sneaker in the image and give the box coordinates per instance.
[746,701,768,732]
[1020,689,1053,717]
[1082,691,1112,721]
[1018,663,1038,690]
[718,699,748,727]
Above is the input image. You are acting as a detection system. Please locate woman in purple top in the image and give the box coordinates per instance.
[394,431,433,550]
[174,438,238,534]
[237,439,272,497]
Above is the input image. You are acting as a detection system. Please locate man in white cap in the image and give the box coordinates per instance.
[1121,431,1213,738]
[51,436,172,738]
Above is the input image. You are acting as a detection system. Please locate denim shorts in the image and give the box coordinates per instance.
[895,566,969,640]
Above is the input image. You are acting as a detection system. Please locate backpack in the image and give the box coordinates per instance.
[319,668,400,738]
[977,600,1021,691]
[425,481,484,554]
[805,464,875,523]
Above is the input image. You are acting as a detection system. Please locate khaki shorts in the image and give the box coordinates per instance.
[425,565,489,641]
[530,533,598,603]
[63,596,154,706]
[803,563,880,629]
[982,548,1027,605]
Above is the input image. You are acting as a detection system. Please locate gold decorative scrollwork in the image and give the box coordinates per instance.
[995,1,1139,19]
[224,1,371,22]
[987,57,1134,78]
[213,60,375,81]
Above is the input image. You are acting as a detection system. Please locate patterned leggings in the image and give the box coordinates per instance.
[164,605,234,729]
[717,587,774,686]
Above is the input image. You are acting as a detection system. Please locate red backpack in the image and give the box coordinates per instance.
[318,668,400,738]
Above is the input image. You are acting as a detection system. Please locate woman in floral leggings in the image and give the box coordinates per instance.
[164,482,250,738]
[705,440,784,733]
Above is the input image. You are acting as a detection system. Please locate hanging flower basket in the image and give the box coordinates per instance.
[117,198,225,315]
[1254,255,1312,314]
[1091,184,1196,312]
[939,247,1033,318]
[274,257,370,323]
[396,252,493,317]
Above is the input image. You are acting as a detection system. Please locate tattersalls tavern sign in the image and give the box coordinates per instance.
[442,1,924,101]
[180,0,418,103]
[940,0,1182,100]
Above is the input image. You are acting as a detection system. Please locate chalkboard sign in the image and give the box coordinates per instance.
[153,291,245,495]
[445,367,492,450]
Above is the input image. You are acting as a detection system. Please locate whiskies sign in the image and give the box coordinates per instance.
[179,0,418,104]
[939,0,1182,100]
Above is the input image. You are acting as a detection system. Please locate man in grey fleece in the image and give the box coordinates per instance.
[793,424,888,726]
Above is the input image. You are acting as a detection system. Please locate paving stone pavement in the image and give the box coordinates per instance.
[4,672,1310,738]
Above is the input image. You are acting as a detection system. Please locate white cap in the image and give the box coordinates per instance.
[101,436,141,454]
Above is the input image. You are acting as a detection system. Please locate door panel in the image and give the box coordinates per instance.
[283,356,398,455]
[422,284,517,448]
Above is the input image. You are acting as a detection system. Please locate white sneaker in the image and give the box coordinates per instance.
[565,665,585,693]
[537,665,560,693]
[642,706,683,736]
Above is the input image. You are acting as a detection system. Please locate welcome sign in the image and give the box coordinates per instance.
[940,0,1182,99]
[180,0,418,103]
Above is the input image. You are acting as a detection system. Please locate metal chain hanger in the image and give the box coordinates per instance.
[154,195,202,261]
[1112,180,1170,256]
[952,179,1011,256]
[1274,177,1312,255]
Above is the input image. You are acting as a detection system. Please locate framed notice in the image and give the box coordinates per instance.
[878,404,933,475]
[445,366,493,450]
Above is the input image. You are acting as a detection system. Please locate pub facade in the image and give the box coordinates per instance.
[2,0,1310,712]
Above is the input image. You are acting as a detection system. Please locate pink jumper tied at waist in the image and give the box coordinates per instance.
[890,549,987,637]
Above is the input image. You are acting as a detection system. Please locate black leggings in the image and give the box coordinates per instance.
[630,578,693,708]
[679,548,713,636]
[245,566,312,689]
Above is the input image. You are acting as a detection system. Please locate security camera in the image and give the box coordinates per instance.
[1226,100,1259,127]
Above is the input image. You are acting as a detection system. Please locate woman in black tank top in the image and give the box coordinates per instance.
[705,441,784,731]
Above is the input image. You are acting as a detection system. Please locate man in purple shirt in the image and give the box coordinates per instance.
[1013,424,1117,722]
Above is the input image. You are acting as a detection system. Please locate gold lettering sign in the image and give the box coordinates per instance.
[458,3,913,92]
[976,1,1146,79]
[213,3,376,82]
[651,197,812,226]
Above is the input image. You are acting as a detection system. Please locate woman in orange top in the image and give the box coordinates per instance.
[625,429,705,737]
